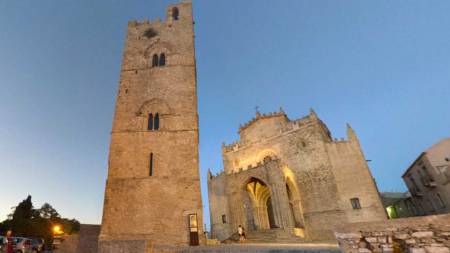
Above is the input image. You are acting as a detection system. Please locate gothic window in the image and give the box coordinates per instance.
[154,113,160,130]
[149,153,154,176]
[148,113,154,130]
[152,54,159,67]
[350,198,361,209]
[172,7,179,20]
[159,53,166,66]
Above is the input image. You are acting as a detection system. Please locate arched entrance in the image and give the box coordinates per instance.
[285,177,304,228]
[244,177,276,230]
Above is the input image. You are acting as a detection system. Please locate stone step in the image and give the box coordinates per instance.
[163,244,341,253]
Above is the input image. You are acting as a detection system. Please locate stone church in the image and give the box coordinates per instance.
[99,1,205,251]
[208,109,387,241]
[96,0,386,250]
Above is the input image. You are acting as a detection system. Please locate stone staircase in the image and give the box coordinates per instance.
[245,229,306,243]
[223,229,308,244]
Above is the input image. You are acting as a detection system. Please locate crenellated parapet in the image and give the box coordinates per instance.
[222,108,329,154]
[238,107,287,134]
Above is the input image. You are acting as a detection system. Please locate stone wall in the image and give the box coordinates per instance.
[334,214,450,253]
[56,224,100,253]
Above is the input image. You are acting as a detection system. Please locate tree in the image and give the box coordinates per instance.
[0,195,80,246]
[38,203,60,219]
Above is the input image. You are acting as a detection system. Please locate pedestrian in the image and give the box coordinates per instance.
[238,225,246,242]
[5,230,13,253]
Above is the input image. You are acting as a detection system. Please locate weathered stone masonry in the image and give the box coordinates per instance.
[208,109,387,241]
[99,2,204,251]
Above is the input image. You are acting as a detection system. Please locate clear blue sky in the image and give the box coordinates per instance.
[0,0,449,228]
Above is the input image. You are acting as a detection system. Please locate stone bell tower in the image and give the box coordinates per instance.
[99,1,204,250]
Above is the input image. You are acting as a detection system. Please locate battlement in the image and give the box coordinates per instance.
[127,1,192,29]
[222,109,322,153]
[238,108,288,133]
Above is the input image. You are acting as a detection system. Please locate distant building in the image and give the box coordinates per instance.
[380,192,416,218]
[402,138,450,216]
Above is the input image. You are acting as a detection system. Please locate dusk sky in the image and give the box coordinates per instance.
[0,0,449,228]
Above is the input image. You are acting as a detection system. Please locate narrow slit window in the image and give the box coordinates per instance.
[350,198,361,209]
[221,215,226,224]
[159,53,165,66]
[152,54,159,67]
[154,113,160,130]
[149,153,154,176]
[148,113,154,130]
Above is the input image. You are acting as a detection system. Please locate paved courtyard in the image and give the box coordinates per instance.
[155,243,341,253]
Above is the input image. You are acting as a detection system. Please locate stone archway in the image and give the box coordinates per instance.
[244,177,276,230]
[284,171,304,228]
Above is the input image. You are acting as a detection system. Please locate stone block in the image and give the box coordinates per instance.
[412,232,434,238]
[405,239,416,244]
[336,232,361,240]
[395,233,410,240]
[365,237,378,243]
[409,248,426,253]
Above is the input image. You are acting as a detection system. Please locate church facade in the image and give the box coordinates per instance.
[208,109,387,241]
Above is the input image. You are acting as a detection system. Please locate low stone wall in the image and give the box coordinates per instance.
[334,214,450,253]
[56,224,100,253]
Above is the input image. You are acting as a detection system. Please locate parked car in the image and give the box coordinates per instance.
[30,238,45,252]
[0,236,6,251]
[12,237,32,253]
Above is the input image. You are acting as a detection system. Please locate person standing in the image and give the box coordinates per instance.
[238,225,246,242]
[5,230,13,253]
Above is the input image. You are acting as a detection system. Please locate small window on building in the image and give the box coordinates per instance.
[422,165,434,182]
[149,153,154,176]
[409,177,421,193]
[148,113,154,130]
[152,54,159,67]
[154,113,160,130]
[445,157,450,162]
[221,214,226,224]
[172,7,179,20]
[159,53,165,66]
[350,198,361,209]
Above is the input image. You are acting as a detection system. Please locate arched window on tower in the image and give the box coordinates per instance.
[148,113,154,130]
[172,7,179,20]
[154,113,160,130]
[152,54,159,67]
[159,53,165,66]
